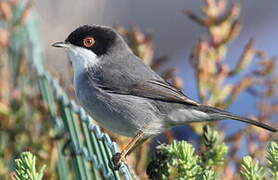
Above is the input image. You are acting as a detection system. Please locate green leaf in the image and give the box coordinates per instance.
[197,169,216,180]
[14,152,46,180]
[201,125,228,167]
[240,156,264,180]
[147,140,220,180]
[267,141,278,179]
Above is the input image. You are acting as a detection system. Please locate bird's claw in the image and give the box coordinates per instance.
[109,152,126,170]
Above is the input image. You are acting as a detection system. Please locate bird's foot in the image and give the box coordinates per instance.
[109,152,126,170]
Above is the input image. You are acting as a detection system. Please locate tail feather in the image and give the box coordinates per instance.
[199,105,277,133]
[219,112,277,132]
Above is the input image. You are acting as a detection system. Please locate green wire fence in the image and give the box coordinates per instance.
[4,2,133,180]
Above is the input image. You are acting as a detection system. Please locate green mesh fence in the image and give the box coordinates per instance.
[4,2,133,180]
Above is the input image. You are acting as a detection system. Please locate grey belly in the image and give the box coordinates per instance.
[76,86,164,137]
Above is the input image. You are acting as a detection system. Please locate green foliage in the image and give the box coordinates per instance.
[147,140,211,180]
[147,126,227,180]
[240,141,278,180]
[14,152,46,180]
[147,128,277,180]
[267,142,278,179]
[240,156,264,180]
[201,125,228,167]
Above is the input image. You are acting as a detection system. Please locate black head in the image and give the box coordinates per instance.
[65,25,118,56]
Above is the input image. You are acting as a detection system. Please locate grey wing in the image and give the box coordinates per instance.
[127,79,199,106]
[89,61,199,106]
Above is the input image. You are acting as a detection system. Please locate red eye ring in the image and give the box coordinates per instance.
[83,37,95,48]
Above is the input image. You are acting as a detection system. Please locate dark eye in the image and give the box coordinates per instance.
[83,37,95,48]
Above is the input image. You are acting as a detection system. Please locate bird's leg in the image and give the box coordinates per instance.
[126,136,150,156]
[112,130,144,169]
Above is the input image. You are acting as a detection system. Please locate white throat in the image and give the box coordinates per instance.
[65,44,100,89]
[66,45,99,76]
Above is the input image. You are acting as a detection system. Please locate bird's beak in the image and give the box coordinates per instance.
[52,41,68,48]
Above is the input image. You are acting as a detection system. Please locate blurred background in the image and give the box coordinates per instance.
[37,0,278,115]
[0,0,277,179]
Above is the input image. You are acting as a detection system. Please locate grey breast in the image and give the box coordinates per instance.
[74,71,165,137]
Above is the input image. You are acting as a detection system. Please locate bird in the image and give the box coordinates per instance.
[52,25,277,169]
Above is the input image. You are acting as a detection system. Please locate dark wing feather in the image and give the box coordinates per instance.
[95,74,199,106]
[129,79,199,106]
